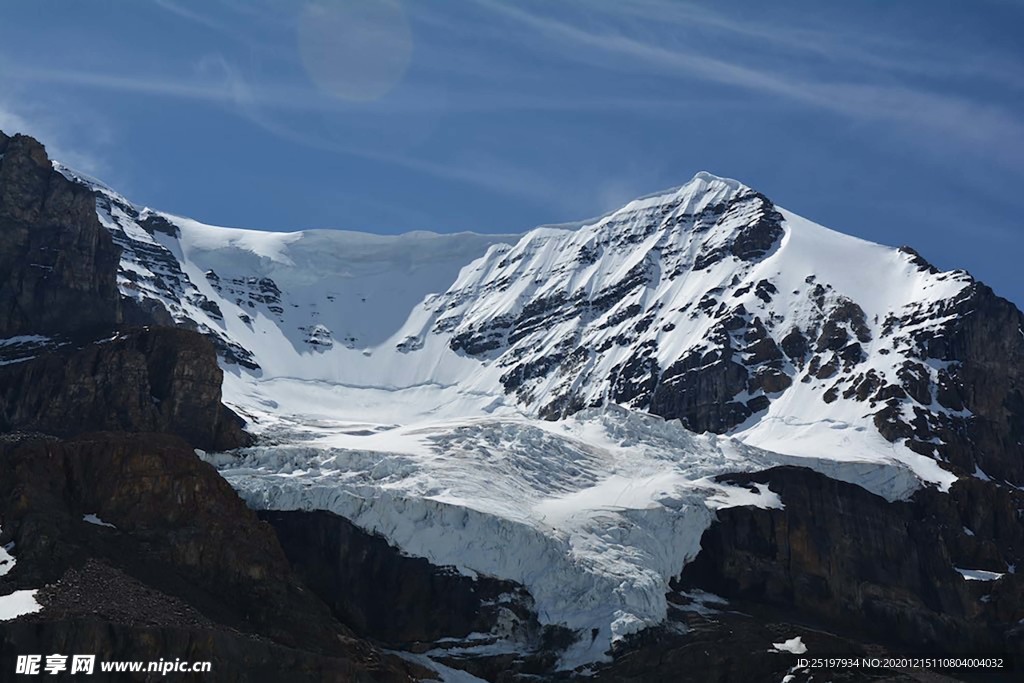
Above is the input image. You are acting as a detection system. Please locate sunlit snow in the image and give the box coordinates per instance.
[0,590,41,621]
[770,636,808,655]
[955,568,1005,582]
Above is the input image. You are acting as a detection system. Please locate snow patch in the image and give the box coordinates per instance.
[393,652,490,683]
[771,636,808,654]
[0,590,41,621]
[0,537,14,577]
[83,514,116,529]
[705,482,783,510]
[955,568,1005,582]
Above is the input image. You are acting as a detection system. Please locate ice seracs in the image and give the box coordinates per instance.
[211,405,923,667]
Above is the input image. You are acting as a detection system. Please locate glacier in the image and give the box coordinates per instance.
[58,164,980,669]
[206,402,922,667]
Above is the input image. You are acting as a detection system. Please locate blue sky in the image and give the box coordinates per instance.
[1,0,1022,305]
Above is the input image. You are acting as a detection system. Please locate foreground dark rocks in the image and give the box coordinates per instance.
[262,510,543,648]
[675,467,1023,678]
[0,327,250,451]
[0,433,417,682]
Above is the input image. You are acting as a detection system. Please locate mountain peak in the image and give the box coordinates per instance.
[598,171,751,230]
[651,170,747,201]
[688,169,745,190]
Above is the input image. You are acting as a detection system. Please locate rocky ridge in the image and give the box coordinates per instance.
[0,132,122,338]
[0,131,250,451]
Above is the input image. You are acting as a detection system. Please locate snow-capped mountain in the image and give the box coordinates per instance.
[45,158,1024,671]
[73,164,1020,482]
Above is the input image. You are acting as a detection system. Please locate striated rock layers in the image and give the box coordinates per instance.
[0,131,122,338]
[677,467,1024,665]
[0,327,249,451]
[0,433,417,682]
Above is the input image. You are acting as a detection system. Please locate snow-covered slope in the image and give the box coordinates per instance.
[205,406,920,667]
[55,163,1019,668]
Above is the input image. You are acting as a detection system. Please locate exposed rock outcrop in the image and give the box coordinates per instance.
[887,282,1024,484]
[262,510,583,681]
[677,467,1024,665]
[0,328,249,450]
[262,510,543,649]
[0,433,415,682]
[0,130,252,450]
[0,131,122,337]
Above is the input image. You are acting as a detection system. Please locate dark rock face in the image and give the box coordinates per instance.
[650,347,751,433]
[262,510,542,647]
[207,273,285,319]
[0,328,249,450]
[260,510,581,681]
[907,283,1024,484]
[0,433,415,682]
[691,192,784,271]
[0,130,252,450]
[677,467,1024,665]
[0,132,122,337]
[1,619,405,683]
[589,613,904,683]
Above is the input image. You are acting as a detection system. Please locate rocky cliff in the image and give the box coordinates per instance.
[0,130,249,450]
[0,132,122,338]
[262,510,544,648]
[0,327,249,450]
[0,433,416,682]
[677,467,1023,666]
[877,281,1024,484]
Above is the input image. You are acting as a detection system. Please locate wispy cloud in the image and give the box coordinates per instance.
[5,0,1021,217]
[590,0,1024,89]
[3,54,570,206]
[152,0,233,34]
[0,97,108,174]
[468,0,1024,163]
[177,55,578,209]
[6,58,749,118]
[8,65,243,103]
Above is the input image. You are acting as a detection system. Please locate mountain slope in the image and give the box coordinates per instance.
[4,132,1021,678]
[71,163,1023,488]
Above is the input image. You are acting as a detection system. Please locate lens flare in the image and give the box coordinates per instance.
[297,0,413,102]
